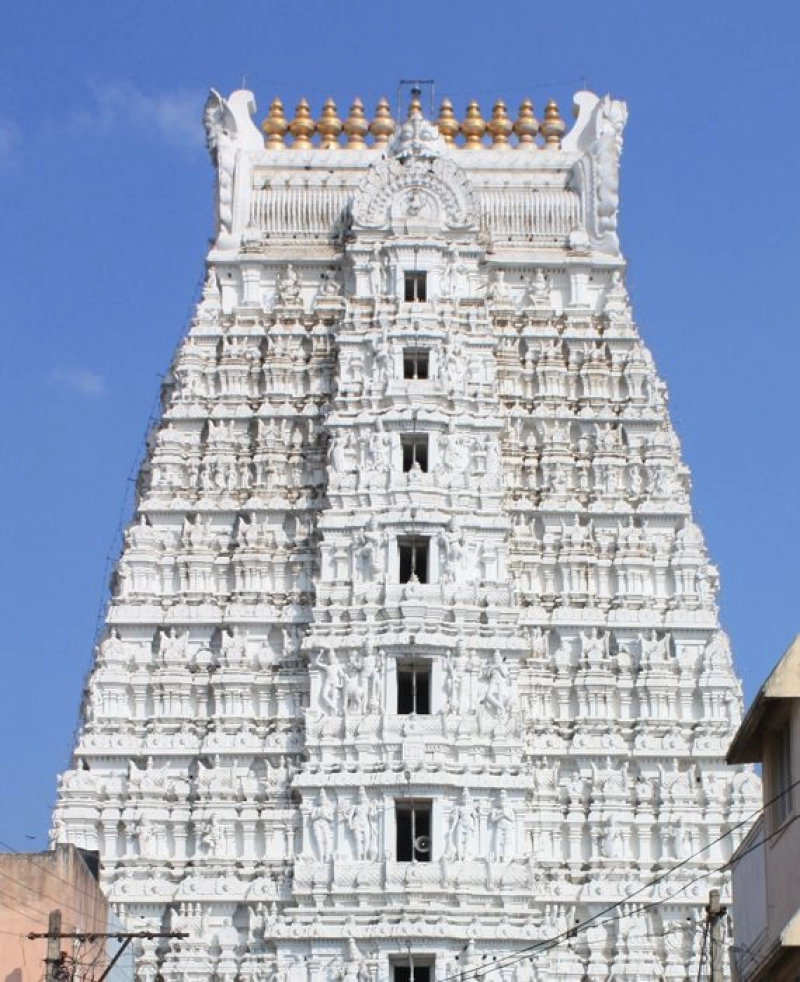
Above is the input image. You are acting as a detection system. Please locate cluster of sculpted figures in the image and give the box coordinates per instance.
[313,642,516,720]
[308,786,518,863]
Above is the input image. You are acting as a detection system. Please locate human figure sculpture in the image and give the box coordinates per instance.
[446,789,477,860]
[445,643,469,712]
[487,270,511,304]
[310,789,334,861]
[368,247,384,297]
[355,516,386,582]
[526,268,550,307]
[358,641,383,713]
[342,665,365,716]
[276,264,301,305]
[345,787,376,861]
[482,651,512,717]
[602,815,624,859]
[315,649,342,714]
[489,791,516,860]
[580,628,607,668]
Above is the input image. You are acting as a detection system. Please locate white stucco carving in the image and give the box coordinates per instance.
[53,90,755,982]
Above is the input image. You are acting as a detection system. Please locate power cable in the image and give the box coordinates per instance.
[436,776,800,982]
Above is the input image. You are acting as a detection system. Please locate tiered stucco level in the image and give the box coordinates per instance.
[53,88,758,981]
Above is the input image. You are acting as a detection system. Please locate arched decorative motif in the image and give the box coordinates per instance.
[351,155,478,232]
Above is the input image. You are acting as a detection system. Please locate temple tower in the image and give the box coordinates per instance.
[53,87,758,981]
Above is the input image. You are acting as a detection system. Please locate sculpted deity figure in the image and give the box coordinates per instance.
[355,516,386,582]
[703,632,732,672]
[99,628,126,664]
[276,264,302,306]
[221,627,246,665]
[444,642,470,712]
[366,418,390,471]
[354,640,383,713]
[342,661,366,716]
[318,269,341,299]
[482,650,513,717]
[315,649,342,714]
[330,432,357,474]
[200,814,221,856]
[368,246,385,297]
[137,815,155,856]
[310,789,334,860]
[526,268,550,308]
[604,268,630,316]
[441,336,467,394]
[489,790,516,861]
[158,627,188,665]
[580,628,608,668]
[602,815,625,859]
[446,788,477,860]
[345,787,377,861]
[439,520,469,585]
[529,627,550,663]
[486,270,511,305]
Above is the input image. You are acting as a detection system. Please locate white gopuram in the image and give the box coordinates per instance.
[53,88,758,981]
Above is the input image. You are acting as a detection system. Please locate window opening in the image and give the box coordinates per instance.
[394,966,431,982]
[397,662,431,714]
[396,800,432,861]
[404,271,427,303]
[402,434,429,472]
[398,537,429,584]
[403,348,429,380]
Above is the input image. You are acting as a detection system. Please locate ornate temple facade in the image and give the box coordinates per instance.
[53,87,759,981]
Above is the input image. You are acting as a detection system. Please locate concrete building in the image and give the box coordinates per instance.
[727,635,800,980]
[52,86,757,980]
[0,844,108,982]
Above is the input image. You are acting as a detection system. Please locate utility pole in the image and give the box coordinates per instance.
[30,929,188,982]
[44,910,63,982]
[706,889,727,982]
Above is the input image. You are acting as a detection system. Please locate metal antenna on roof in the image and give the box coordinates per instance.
[396,79,436,120]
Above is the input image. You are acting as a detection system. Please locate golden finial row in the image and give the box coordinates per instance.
[261,97,566,150]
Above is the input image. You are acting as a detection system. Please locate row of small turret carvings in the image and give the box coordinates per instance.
[115,909,715,982]
[259,96,567,151]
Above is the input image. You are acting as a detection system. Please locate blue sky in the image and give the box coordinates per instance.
[1,2,798,849]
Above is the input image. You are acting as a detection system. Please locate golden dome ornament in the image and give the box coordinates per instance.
[487,99,513,150]
[288,98,315,150]
[369,97,395,148]
[343,98,369,149]
[262,97,288,150]
[513,99,538,148]
[436,98,459,147]
[317,98,342,149]
[461,100,486,150]
[540,99,566,150]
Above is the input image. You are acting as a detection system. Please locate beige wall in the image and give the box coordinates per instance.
[761,702,800,952]
[0,846,108,982]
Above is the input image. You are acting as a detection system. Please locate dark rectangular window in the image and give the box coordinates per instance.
[397,662,431,714]
[401,434,429,472]
[403,348,429,380]
[396,800,432,861]
[394,967,431,982]
[398,537,429,584]
[404,271,427,303]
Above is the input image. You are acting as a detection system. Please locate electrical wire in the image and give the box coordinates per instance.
[435,776,800,982]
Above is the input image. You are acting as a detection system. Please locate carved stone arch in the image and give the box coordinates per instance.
[351,156,478,233]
